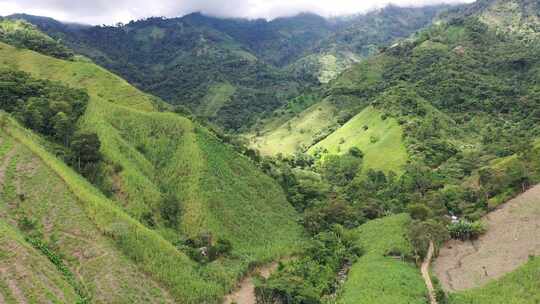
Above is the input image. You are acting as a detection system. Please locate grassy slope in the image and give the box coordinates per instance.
[1,114,220,303]
[100,105,303,261]
[338,214,428,304]
[249,99,338,156]
[0,129,173,303]
[198,82,236,117]
[309,106,408,174]
[250,55,392,162]
[448,257,540,304]
[0,220,80,304]
[0,40,303,302]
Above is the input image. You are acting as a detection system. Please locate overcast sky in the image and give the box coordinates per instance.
[0,0,475,25]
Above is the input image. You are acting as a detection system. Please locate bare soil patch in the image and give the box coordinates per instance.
[433,184,540,291]
[422,241,437,304]
[223,262,278,304]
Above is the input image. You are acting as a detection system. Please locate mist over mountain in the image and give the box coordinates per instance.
[7,4,454,131]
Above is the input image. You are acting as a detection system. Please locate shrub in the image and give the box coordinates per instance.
[448,220,486,241]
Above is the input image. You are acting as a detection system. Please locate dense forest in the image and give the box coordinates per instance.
[9,5,449,131]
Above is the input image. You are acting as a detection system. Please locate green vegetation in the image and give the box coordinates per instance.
[1,116,220,303]
[25,237,90,303]
[309,106,408,174]
[0,219,80,303]
[2,1,540,303]
[447,220,486,240]
[337,214,428,304]
[256,225,362,303]
[250,99,338,156]
[13,5,448,131]
[0,28,303,302]
[0,128,173,303]
[198,82,236,118]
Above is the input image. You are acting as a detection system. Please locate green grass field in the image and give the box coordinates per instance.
[249,99,338,156]
[337,214,428,304]
[0,40,304,303]
[448,257,540,304]
[198,82,236,117]
[309,106,408,174]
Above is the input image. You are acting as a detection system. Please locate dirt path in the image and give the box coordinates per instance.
[433,184,540,291]
[421,241,437,304]
[223,262,278,304]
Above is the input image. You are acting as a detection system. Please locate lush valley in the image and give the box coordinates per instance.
[8,5,448,131]
[1,0,540,303]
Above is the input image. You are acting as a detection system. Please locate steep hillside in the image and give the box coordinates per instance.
[309,106,408,174]
[249,98,339,156]
[0,24,304,302]
[10,5,451,131]
[289,4,450,83]
[448,257,540,304]
[0,126,175,303]
[442,0,540,39]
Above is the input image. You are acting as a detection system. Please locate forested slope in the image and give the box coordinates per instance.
[9,5,450,131]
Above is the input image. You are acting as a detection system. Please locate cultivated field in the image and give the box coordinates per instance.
[434,185,540,291]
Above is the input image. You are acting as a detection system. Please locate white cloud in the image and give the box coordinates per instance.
[0,0,475,25]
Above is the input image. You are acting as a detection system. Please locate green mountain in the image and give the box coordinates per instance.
[9,5,449,131]
[0,19,303,303]
[2,0,540,303]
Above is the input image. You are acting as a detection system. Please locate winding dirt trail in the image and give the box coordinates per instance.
[421,241,437,304]
[223,263,278,304]
[434,185,540,291]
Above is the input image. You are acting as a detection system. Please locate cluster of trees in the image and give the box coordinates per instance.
[255,226,361,303]
[18,5,453,132]
[0,69,87,141]
[0,67,102,179]
[25,15,318,132]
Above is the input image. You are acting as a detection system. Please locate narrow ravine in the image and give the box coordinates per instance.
[421,241,437,304]
[223,263,278,304]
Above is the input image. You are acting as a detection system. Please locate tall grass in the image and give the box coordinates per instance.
[337,214,428,304]
[2,114,225,303]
